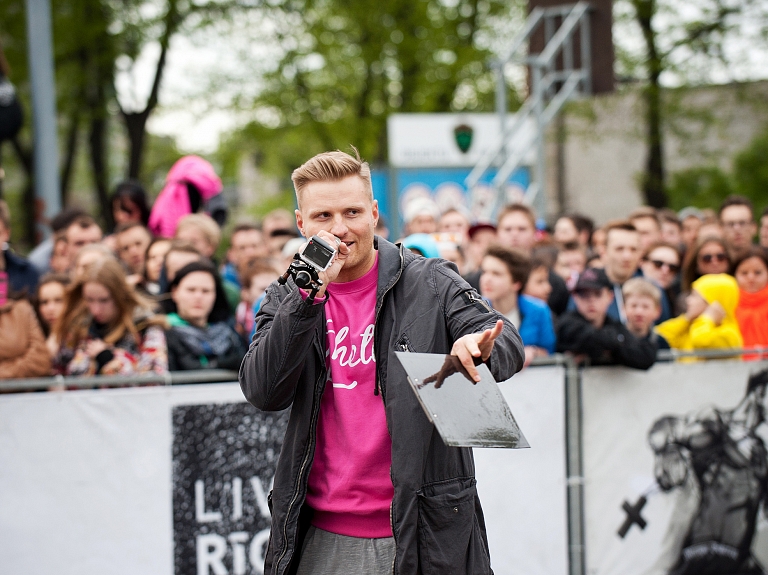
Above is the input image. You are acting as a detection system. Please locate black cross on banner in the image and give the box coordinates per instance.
[617,496,648,538]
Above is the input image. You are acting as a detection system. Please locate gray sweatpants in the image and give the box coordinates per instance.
[295,526,395,575]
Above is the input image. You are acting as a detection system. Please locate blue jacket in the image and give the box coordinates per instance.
[518,294,557,353]
[3,249,39,296]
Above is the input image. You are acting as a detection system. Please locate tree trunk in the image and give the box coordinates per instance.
[89,112,111,230]
[120,0,179,180]
[60,106,81,207]
[123,110,149,180]
[634,0,667,208]
[643,80,666,208]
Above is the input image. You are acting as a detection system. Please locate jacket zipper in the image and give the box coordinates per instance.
[372,245,404,575]
[374,245,404,398]
[275,342,327,575]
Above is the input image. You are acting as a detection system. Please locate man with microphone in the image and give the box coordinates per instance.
[239,149,524,575]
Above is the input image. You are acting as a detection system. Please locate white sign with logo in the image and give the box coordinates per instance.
[387,113,535,168]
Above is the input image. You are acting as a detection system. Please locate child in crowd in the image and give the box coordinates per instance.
[734,247,768,353]
[236,258,280,341]
[480,245,555,366]
[655,273,743,352]
[622,277,670,350]
[556,268,656,369]
[523,255,552,303]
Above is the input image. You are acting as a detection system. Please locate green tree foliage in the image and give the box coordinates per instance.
[614,0,768,208]
[666,166,734,211]
[666,124,768,213]
[0,0,255,239]
[221,0,520,182]
[733,127,768,208]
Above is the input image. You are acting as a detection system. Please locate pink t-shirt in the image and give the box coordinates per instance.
[304,255,394,538]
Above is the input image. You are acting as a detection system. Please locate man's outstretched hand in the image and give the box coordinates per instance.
[450,320,504,382]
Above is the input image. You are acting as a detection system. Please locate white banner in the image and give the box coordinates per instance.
[0,383,287,575]
[582,361,768,575]
[1,368,568,575]
[476,365,569,575]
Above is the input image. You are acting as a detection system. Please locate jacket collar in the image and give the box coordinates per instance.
[374,236,406,300]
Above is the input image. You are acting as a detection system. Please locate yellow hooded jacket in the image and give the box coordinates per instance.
[655,273,743,351]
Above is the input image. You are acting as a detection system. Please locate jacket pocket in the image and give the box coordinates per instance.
[417,478,491,575]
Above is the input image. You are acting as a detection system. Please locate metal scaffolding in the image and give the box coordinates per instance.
[466,1,593,220]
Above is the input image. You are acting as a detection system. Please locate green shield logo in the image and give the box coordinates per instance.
[454,124,473,153]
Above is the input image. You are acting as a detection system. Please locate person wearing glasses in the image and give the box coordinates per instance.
[640,241,682,323]
[719,196,757,261]
[679,236,732,315]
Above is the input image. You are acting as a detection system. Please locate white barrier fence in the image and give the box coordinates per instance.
[2,358,766,575]
[0,367,568,575]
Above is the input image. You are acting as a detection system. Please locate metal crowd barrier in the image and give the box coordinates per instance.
[0,369,240,393]
[3,349,767,575]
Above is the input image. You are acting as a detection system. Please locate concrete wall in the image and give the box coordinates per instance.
[545,80,768,225]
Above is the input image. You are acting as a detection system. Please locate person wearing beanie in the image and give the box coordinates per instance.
[402,196,440,235]
[401,233,440,259]
[655,273,743,352]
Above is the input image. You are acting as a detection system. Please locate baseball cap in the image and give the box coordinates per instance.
[573,267,612,293]
[467,222,497,240]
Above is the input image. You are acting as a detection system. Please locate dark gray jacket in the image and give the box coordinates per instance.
[239,237,524,575]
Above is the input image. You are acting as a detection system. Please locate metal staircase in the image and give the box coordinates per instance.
[465,1,593,218]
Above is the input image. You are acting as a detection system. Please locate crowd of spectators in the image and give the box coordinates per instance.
[1,153,767,382]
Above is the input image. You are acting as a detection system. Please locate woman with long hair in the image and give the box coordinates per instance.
[51,258,168,376]
[681,236,731,293]
[677,236,731,314]
[165,260,245,371]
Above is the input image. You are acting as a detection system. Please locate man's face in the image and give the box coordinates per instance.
[661,221,681,246]
[604,229,640,284]
[631,217,661,253]
[65,224,103,262]
[625,295,660,337]
[554,249,586,281]
[295,175,378,283]
[176,227,215,258]
[573,288,614,327]
[438,211,469,237]
[407,214,437,235]
[640,245,680,290]
[229,229,266,267]
[720,205,756,251]
[117,226,151,274]
[553,217,578,244]
[479,255,520,304]
[497,212,535,252]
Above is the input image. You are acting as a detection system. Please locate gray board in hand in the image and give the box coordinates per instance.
[395,352,529,449]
